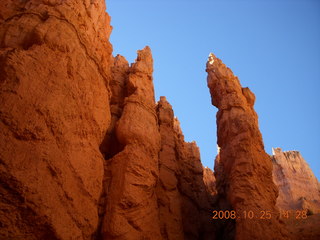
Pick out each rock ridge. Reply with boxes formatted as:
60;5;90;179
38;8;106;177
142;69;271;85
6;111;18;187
272;147;320;214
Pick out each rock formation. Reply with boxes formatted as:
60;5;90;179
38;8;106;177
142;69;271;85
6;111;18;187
203;167;217;196
272;148;320;214
101;46;163;240
0;0;113;239
1;1;318;240
156;97;184;240
0;1;215;239
172;117;215;240
157;97;213;239
206;53;288;240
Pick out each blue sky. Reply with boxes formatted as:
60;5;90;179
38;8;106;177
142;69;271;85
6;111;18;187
106;0;320;179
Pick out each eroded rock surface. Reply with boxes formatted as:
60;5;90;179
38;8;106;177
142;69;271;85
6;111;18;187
156;97;184;240
100;82;216;240
174;121;215;240
203;167;217;196
0;0;113;239
101;46;162;240
206;53;288;240
0;0;216;236
156;97;215;240
272;148;320;214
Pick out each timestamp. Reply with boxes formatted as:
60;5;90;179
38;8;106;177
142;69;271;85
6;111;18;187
212;210;273;220
212;209;308;220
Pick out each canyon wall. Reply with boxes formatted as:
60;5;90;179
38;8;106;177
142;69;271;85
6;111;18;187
0;0;113;239
272;148;320;214
206;53;288;240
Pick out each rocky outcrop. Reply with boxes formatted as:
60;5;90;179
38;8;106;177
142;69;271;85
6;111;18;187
101;85;216;240
156;97;215;240
206;53;288;240
0;0;113;239
203;167;217;196
174;121;215;240
272;148;320;214
100;54;129;159
156;97;184;240
101;46;162;240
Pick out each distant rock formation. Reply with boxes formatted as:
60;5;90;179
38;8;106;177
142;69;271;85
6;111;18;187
206;53;288;240
272;148;320;214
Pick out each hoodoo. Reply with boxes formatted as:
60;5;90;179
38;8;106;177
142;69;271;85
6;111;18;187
206;53;288;240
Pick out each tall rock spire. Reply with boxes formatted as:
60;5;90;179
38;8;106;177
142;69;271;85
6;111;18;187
206;53;288;240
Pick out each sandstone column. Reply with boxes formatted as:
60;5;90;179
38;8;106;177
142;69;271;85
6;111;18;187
101;47;162;240
206;53;288;240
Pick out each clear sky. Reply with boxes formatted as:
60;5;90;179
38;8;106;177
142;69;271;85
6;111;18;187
106;0;320;180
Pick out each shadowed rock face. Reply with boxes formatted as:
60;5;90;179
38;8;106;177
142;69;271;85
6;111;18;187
0;0;113;239
203;167;217;196
272;148;320;214
206;53;288;240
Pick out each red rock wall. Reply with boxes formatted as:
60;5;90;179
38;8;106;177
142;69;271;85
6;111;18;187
206;53;288;240
272;148;320;214
0;0;113;239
